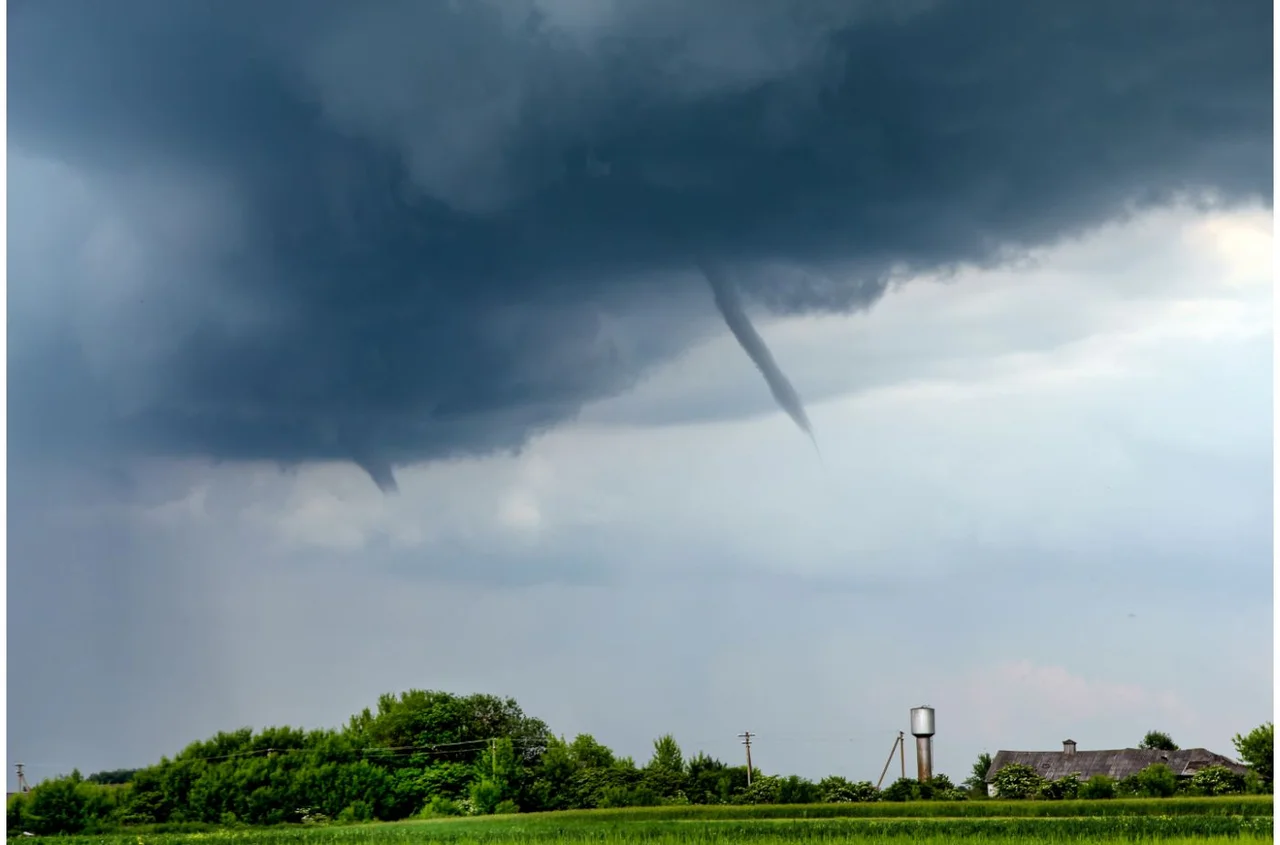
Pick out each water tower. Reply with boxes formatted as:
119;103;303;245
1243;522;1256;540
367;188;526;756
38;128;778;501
910;706;935;782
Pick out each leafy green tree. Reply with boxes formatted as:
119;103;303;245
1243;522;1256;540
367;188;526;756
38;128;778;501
569;734;616;769
990;763;1045;799
1233;722;1274;788
86;769;139;785
481;738;520;793
642;734;688;799
569;758;643;809
649;734;685;772
527;735;576;811
962;752;993;795
414;761;476;802
1139;731;1179;751
346;690;550;765
685;753;731;805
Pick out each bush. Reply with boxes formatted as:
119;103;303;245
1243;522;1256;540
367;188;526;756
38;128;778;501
416;797;459;820
1038;773;1081;800
468;778;504;815
21;772;105;835
1190;765;1247;796
776;775;820;804
919;775;966;801
738;776;782;805
1079;774;1117;799
990;763;1045;800
880;778;920;802
493;799;520;815
1131;764;1178;798
818;777;878;803
7;792;30;833
597;786;660;808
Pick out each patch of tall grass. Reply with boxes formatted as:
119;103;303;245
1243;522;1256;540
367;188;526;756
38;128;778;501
47;810;1274;845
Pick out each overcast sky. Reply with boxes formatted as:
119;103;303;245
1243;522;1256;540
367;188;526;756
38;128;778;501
6;0;1274;788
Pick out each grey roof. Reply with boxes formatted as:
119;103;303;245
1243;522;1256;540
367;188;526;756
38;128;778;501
985;748;1247;782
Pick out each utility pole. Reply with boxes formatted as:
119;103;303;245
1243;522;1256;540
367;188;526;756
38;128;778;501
876;734;903;789
738;731;754;787
490;739;497;779
899;731;905;781
15;763;30;793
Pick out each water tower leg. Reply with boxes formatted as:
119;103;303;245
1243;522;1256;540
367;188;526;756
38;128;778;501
916;735;933;782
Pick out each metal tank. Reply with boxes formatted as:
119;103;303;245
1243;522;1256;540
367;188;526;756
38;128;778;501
910;706;935;738
910;706;935;782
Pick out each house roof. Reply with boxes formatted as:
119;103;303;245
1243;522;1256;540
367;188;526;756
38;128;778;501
985;748;1247;782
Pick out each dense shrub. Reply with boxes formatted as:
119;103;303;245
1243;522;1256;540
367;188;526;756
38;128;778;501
1126;764;1178;798
1190;765;1247;796
990;764;1046;800
776;775;820;805
818;776;878;803
1038;773;1081;800
1079;774;1117;799
418;796;461;819
880;778;920;802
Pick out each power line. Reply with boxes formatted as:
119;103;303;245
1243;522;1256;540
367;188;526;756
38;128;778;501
20;737;547;781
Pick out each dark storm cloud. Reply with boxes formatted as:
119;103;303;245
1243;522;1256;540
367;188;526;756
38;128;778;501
8;0;1272;484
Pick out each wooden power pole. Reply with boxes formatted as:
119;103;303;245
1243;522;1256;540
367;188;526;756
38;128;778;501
738;731;754;786
876;733;903;789
899;731;906;781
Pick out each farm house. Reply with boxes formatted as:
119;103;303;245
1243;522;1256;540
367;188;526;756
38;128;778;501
984;740;1248;796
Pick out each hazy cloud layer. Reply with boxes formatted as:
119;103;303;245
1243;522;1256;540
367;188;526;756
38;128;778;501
8;0;1272;483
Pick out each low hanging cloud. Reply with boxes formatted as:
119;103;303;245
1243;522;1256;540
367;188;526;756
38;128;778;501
7;0;1272;489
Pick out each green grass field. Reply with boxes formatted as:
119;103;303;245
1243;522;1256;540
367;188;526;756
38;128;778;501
49;797;1275;844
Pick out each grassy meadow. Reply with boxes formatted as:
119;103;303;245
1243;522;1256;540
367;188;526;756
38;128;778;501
47;796;1274;844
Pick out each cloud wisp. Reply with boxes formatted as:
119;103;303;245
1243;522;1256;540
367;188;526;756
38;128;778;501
7;0;1272;489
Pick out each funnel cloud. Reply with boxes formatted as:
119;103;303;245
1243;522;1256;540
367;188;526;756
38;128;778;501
699;259;814;441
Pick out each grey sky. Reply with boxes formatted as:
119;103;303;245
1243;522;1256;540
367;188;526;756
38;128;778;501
9;205;1271;785
6;0;1273;790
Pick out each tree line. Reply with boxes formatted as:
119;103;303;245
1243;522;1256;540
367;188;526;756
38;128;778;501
6;690;1273;836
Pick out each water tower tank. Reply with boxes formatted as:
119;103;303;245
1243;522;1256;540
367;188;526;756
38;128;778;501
910;706;935;738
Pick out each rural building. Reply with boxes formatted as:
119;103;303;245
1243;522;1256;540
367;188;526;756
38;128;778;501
984;739;1248;796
